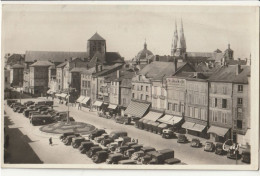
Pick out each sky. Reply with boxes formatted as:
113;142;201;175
2;4;258;60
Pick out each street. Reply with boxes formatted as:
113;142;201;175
4;97;245;165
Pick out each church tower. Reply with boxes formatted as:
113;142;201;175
175;18;187;57
87;32;106;60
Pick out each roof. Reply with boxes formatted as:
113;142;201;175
25;51;87;63
88;52;106;67
88;52;124;68
93;63;123;77
120;78;133;88
227;59;247;65
30;61;54;67
49;65;56;69
70;67;88;73
186;52;214;58
139;61;188;80
106;69;135;82
88;32;105;41
56;62;67;68
6;54;25;66
11;64;24;69
82;67;96;75
209;65;250;83
106;52;124;64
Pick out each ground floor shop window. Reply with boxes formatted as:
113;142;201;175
237;120;243;129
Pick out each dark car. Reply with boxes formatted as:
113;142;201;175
124;145;143;158
177;134;188;143
227;145;240;160
17;106;27;113
149;149;175;164
44;101;54;106
100;137;114;147
60;132;77;141
204;141;215;152
106;153;127;164
164;158;181;165
215;143;226;155
64;135;80;145
61;117;75;122
79;142;98;154
92;150;110;163
72;137;86;148
30;115;55;126
24;101;34;107
115;116;131;125
162;129;175;139
86;146;103;158
115;145;130;154
241;148;250;164
191;138;201;148
7;99;17;106
89;129;106;140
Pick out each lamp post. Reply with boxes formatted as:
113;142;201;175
67;82;70;124
19;82;22;104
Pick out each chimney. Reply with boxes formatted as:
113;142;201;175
98;65;103;72
236;64;242;75
34;59;37;63
174;58;178;71
117;70;120;78
95;64;98;72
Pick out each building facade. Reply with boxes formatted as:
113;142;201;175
10;64;24;87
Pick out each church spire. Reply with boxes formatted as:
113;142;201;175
171;20;178;56
180;18;186;52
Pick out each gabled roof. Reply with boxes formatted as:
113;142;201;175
227;59;247;65
88;32;105;41
88;52;106;67
70;67;88;73
93;63;123;77
11;64;24;69
30;61;54;67
25;51;87;63
6;54;25;66
56;62;67;68
82;67;96;75
233;66;250;84
186;52;214;58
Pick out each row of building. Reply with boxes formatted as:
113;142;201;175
4;22;251;147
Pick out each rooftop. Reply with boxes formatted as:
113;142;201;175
11;64;24;69
70;67;88;73
88;32;105;41
30;60;54;67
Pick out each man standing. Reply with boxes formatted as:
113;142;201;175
49;137;53;146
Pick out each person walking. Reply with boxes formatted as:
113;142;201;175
78;103;81;110
135;138;138;144
49;137;53;146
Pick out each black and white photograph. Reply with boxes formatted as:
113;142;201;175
1;2;259;170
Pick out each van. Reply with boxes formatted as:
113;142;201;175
30;115;54;126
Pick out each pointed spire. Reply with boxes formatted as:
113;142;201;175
171;19;179;56
179;18;186;51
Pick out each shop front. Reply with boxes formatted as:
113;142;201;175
81;96;91;108
124;100;150;121
207;125;230;143
182;121;208;138
158;114;183;132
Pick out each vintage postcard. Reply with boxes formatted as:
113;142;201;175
1;2;259;170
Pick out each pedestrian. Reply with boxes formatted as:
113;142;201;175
78;103;81;110
135;138;138;144
49;137;53;146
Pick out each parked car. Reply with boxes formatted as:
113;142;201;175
94;134;109;143
44;100;54;106
109;131;128;140
79;142;98;154
241;148;250;164
157;123;169;135
106;153;127;164
162;129;175;139
89;129;106;140
191;138;201;148
86;146;103;158
64;135;80;145
72;137;86;148
215;143;226;155
150;122;160;133
135;119;144;129
204;141;215;152
24;109;38;118
61;117;75;122
131;151;145;161
115;145;130;154
227;148;239;160
34;101;46;106
60;132;77;141
124;144;143;158
11;102;21;108
177;134;188;143
30;115;55;126
52;111;68;121
115;116;131;125
24;101;34;107
92;150;110;163
149;149;175;164
118;159;137;165
164;158;181;165
140;151;158;165
100;137;114;147
17;106;27;113
124;142;137;148
7;99;17;106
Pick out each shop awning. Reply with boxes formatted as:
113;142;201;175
207;126;229;137
158;115;182;125
124;101;150;118
76;96;85;103
81;97;90;104
158;123;168;129
55;93;62;97
142;111;163;122
182;121;195;130
157;114;173;124
191;124;207;132
172;116;183;125
93;100;103;107
60;93;68;98
108;104;118;110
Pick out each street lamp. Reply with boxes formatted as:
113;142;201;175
67;82;70;124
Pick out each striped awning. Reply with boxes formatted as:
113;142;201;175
182;121;195;130
191;124;207;132
93;101;103;107
142;111;163;122
158;115;182;125
207;126;229;137
76;96;85;103
124;101;150;118
108;104;117;110
81;97;90;104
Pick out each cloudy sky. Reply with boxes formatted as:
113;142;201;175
2;4;257;60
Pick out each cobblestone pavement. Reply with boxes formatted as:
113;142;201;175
4;97;246;165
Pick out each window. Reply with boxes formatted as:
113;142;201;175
221;113;227;124
132;93;135;98
237;120;243;129
212;111;218;122
146;95;149;101
200;109;207;121
5;77;7;82
194;108;199;119
237;107;243;113
181;104;184;113
141;86;143;91
189;107;193;117
222;99;227;108
174;104;178;112
238;85;243;92
214;98;218;107
168;103;172;110
237;98;243;105
223;87;227;94
132;85;135;90
146;86;149;92
154;86;157;95
140;94;143;100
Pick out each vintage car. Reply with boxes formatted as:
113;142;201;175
241;148;250;164
34;101;46;106
124;142;137;148
131;151;145;160
52;111;68;121
118;159;137;165
177;134;188;143
215;143;226;155
7;99;17;106
115;136;131;146
141;146;156;153
72;137;86;148
115;116;131;125
204;141;215;152
109;131;128;140
11;102;21;108
191;138;201;148
143;120;152;131
61;117;75;122
23;109;37;118
227;146;240;160
164;158;181;165
106;153;127;164
148;149;175;165
86;146;103;158
162;129;175;139
24;101;35;107
30;115;55;126
100;137;114;147
13;105;25;112
108;142;119;152
140;151;158;165
44;100;54;106
150;122;160;133
60;132;77;141
157;123;169;135
124;144;143;158
17;106;27;113
89;129;106;140
115;145;130;154
28;111;41;119
94;134;110;143
135;119;145;129
92;150;110;163
64;135;79;145
79;142;98;154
